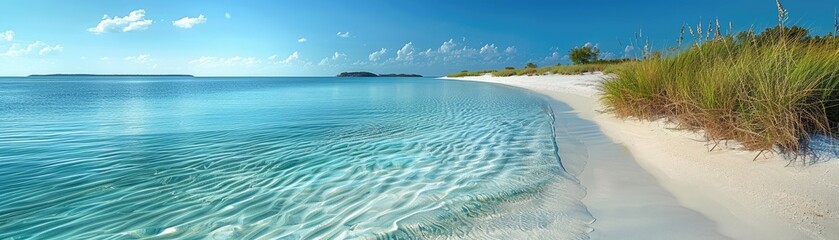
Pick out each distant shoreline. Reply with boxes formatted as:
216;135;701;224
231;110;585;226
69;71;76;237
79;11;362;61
27;74;195;78
336;72;422;77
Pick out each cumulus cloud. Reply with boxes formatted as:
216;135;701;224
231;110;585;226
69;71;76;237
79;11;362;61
2;30;13;41
543;52;564;63
124;54;152;64
298;38;307;43
419;48;433;57
417;38;507;63
439;39;455;53
190;56;258;67
225;13;231;19
382;38;506;64
624;45;635;57
2;41;62;57
368;48;387;62
39;44;63;55
319;52;346;66
479;44;498;57
396;42;415;61
88;9;153;34
505;46;517;54
336;32;350;38
271;51;302;64
173;15;207;29
100;57;110;61
282;51;300;63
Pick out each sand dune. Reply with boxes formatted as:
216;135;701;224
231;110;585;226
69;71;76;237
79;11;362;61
445;73;839;239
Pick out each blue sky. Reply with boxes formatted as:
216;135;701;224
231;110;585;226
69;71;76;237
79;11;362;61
1;0;838;76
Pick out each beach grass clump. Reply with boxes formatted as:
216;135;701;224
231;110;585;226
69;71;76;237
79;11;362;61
601;26;839;157
446;70;496;78
455;63;626;77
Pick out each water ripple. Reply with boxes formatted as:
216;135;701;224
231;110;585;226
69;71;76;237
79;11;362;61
0;77;592;239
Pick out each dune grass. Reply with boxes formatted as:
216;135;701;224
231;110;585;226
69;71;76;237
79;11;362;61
601;31;839;160
447;63;625;78
492;63;616;77
446;70;496;78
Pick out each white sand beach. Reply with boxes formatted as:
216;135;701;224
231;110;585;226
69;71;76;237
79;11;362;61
445;73;839;239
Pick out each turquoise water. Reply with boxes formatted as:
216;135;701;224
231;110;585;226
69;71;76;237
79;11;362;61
0;77;592;239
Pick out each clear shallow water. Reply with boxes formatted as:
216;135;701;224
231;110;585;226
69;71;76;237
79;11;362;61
0;77;592;239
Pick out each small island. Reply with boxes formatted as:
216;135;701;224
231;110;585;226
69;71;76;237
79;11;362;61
337;72;422;77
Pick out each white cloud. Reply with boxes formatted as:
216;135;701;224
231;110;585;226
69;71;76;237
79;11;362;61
396;42;415;61
190;56;258;67
298;38;307;43
88;9;153;34
225;13;231;19
268;51;303;65
124;54;152;64
505;46;517;54
100;57;110;61
382;38;506;64
124;20;153;32
479;44;498;56
39;44;63;55
336;32;350;38
601;52;616;59
331;52;346;60
543;52;564;63
368;48;387;62
319;52;346;66
173;15;207;29
583;42;593;48
419;48;433;57
624;45;635;57
280;51;300;63
2;41;62;57
451;47;478;57
2;30;13;41
439;39;455;53
415;38;505;63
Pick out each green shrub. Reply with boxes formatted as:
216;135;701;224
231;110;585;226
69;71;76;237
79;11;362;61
570;45;600;64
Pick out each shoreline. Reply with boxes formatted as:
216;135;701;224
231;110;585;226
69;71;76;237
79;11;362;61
444;73;839;239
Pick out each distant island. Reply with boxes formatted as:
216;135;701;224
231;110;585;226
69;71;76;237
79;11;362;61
28;74;195;78
337;72;422;77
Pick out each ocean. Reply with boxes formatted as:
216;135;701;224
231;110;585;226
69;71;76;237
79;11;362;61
0;76;592;239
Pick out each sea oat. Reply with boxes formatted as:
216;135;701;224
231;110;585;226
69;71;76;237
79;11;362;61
697;20;703;42
776;0;788;27
728;21;733;37
834;9;838;36
706;21;712;42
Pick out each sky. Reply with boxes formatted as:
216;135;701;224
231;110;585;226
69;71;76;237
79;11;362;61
1;0;838;76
